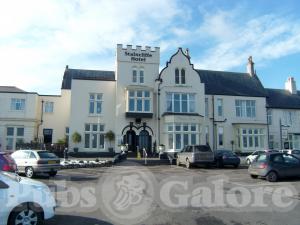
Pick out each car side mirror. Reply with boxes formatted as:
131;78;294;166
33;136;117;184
0;180;9;189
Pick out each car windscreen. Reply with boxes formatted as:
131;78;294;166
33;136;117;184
292;150;300;154
194;146;211;152
37;151;58;159
256;154;267;163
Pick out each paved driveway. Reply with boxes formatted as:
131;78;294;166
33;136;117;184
36;161;300;225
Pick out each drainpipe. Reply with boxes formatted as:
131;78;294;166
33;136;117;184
266;108;270;149
36;100;44;142
212;96;215;150
155;78;163;145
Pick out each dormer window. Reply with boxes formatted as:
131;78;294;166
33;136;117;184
175;68;186;84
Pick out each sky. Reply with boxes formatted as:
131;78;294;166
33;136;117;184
1;0;300;95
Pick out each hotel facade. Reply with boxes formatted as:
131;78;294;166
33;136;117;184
1;44;300;154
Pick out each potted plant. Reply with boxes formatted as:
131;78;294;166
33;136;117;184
72;132;82;153
105;130;115;153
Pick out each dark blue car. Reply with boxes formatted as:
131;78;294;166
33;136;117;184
214;150;240;168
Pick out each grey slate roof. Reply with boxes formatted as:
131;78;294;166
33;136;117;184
61;68;115;89
196;70;266;97
266;88;300;109
0;86;27;93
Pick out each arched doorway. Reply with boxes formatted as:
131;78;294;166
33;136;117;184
123;130;137;152
139;130;152;154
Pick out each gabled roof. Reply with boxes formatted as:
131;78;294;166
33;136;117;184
196;70;266;97
61;67;115;89
0;86;27;93
266;88;300;109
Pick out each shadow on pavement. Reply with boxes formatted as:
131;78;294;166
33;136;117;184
46;215;113;225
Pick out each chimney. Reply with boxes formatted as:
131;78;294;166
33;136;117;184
247;56;255;76
66;65;69;70
285;77;297;94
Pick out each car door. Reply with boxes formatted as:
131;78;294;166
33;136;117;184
282;154;300;177
0;177;9;225
269;154;287;177
178;147;186;163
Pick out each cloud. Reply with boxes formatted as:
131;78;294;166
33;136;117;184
0;0;184;94
193;11;300;71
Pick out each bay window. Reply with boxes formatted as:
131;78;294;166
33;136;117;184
166;123;200;151
166;93;195;113
128;90;151;112
238;128;265;150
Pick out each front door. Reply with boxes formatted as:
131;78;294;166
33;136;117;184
139;130;151;154
124;130;137;152
43;129;53;144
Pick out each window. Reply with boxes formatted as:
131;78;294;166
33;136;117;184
283;111;295;126
44;101;54;113
175;68;186;84
217;98;223;117
239;128;265;150
139;69;144;83
218;127;224;147
181;69;186;84
269;135;274;149
205;98;209;117
128;90;151;112
166;93;195;113
267;110;272;125
132;68;137;83
6;127;24;150
235;100;256;118
175;68;180;84
132;67;144;84
89;93;103;114
84;123;105;149
11;98;25;110
166;123;200;151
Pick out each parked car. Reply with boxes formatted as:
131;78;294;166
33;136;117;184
246;149;278;165
248;152;300;182
214;150;240;168
176;145;214;169
11;150;60;178
0;152;17;172
0;171;56;225
283;149;300;158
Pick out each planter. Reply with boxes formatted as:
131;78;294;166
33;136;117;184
158;145;165;153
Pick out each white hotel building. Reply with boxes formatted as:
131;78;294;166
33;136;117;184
1;44;300;155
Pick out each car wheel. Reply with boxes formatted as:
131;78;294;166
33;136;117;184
250;174;258;179
176;158;180;166
25;167;35;178
49;171;57;177
246;159;251;165
9;203;43;225
266;171;278;182
186;159;190;169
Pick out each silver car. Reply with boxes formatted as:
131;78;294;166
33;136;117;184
176;145;214;169
11;150;60;178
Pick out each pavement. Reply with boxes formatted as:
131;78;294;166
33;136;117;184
34;159;300;225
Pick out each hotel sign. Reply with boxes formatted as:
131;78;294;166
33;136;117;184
125;51;152;62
